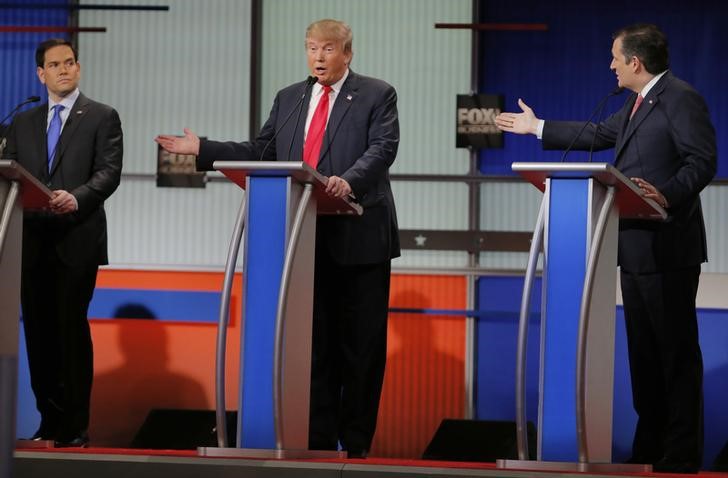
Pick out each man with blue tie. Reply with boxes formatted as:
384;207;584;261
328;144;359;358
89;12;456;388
495;23;716;473
156;19;399;458
2;38;123;447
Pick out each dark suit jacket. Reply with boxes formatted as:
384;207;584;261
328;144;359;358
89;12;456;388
3;93;123;267
542;72;716;273
198;71;400;265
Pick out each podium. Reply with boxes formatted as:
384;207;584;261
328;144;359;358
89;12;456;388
0;160;52;477
497;162;666;473
198;161;361;459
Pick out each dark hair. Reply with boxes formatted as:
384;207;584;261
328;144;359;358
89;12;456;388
613;23;669;74
35;38;78;68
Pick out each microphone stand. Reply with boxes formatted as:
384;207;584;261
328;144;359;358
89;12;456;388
560;87;623;162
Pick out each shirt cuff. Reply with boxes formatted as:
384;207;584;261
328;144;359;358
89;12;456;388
536;120;545;139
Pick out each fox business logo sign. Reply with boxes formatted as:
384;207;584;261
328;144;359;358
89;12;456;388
456;94;504;149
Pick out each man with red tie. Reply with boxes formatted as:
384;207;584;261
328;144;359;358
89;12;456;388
156;19;399;458
494;24;716;473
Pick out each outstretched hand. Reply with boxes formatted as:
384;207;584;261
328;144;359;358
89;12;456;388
155;128;201;155
495;99;540;135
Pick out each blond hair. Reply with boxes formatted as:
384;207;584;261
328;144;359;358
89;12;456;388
305;19;353;54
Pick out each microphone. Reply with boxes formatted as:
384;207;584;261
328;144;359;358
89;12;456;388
0;96;41;156
0;96;40;127
560;87;624;162
258;75;317;162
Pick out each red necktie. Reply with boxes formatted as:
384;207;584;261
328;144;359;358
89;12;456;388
630;94;643;119
303;85;332;167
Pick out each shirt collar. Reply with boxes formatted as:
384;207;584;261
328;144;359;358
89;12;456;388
48;88;80;112
640;70;667;98
312;69;349;97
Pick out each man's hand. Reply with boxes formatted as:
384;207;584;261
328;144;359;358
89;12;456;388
632;177;669;208
325;175;352;199
155;128;201;155
495;99;540;135
48;190;78;215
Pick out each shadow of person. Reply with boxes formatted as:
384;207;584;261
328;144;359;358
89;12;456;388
370;290;466;459
89;304;208;447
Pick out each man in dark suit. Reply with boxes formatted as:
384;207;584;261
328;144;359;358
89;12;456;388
156;19;399;458
494;24;716;473
2;38;123;447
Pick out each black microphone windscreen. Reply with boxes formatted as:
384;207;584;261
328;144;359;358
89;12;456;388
28;96;41;103
306;76;318;86
611;87;625;96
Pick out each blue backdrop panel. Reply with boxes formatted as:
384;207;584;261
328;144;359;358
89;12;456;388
476;275;728;468
239;176;288;449
0;0;70;120
477;0;728;178
475;275;542;426
88;288;220;322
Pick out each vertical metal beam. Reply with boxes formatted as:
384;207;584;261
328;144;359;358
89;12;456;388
249;0;262;139
69;0;80;53
463;0;482;421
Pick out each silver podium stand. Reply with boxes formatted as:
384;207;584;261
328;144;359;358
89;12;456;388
497;162;665;473
0;160;53;478
199;161;360;459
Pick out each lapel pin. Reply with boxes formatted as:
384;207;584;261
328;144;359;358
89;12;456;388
346;95;352;101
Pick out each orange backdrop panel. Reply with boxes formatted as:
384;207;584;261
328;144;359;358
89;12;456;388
89;269;242;447
371;274;468;458
89;270;467;457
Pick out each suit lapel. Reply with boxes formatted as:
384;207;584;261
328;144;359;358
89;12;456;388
289;86;312;161
319;72;357;162
31;105;48;177
615;73;670;160
50;94;90;176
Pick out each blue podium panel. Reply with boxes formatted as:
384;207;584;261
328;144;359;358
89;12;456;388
540;179;588;461
239;177;288;449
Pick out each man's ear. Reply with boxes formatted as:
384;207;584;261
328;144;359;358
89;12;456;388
37;66;46;85
631;56;641;73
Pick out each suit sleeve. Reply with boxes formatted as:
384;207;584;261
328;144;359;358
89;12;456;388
340;85;399;196
658;89;717;206
196;93;279;171
71;107;123;215
542;105;626;152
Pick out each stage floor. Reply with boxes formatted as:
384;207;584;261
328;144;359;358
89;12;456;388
13;447;727;478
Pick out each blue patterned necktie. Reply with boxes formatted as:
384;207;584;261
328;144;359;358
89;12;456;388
47;104;64;172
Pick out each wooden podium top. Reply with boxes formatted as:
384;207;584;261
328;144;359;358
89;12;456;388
213;161;363;216
0;160;53;210
512;162;667;220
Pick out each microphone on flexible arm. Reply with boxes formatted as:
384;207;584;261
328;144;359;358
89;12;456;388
0;96;41;156
559;87;624;162
258;75;317;162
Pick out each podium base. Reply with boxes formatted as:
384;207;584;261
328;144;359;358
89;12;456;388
496;459;652;473
197;447;345;459
16;439;54;449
